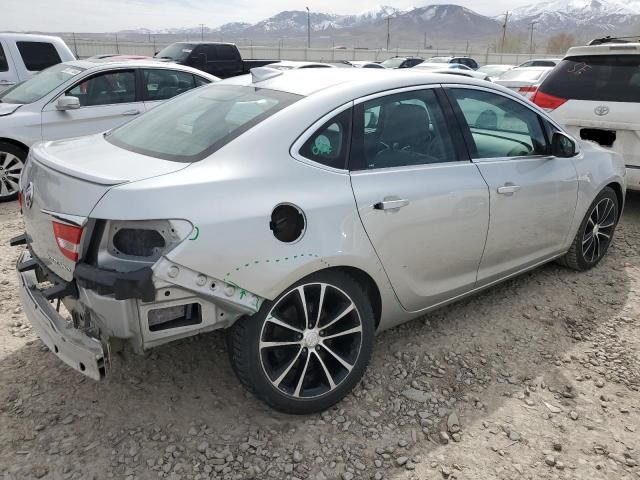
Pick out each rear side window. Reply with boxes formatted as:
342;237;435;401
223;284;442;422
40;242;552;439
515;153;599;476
0;43;8;72
300;109;351;169
216;45;237;60
16;41;62;71
540;55;640;102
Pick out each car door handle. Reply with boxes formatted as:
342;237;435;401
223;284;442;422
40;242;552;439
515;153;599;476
121;109;141;116
373;198;410;211
0;80;14;85
497;184;521;195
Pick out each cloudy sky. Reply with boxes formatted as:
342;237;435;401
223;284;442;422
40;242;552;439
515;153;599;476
2;0;534;32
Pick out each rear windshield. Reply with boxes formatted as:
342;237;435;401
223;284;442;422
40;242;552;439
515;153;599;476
0;63;85;104
106;84;301;162
381;58;405;68
499;68;548;82
540;55;640;102
154;43;196;62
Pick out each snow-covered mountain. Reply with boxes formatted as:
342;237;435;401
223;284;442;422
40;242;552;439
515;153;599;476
507;0;640;35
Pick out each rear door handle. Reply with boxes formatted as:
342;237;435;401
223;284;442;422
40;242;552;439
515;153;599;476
373;198;410;211
121;109;141;116
497;183;521;196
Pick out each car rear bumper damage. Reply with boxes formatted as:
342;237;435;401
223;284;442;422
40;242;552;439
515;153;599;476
13;236;264;381
17;250;106;381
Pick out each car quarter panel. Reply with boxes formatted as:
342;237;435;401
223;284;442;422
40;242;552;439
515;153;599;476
88;97;409;331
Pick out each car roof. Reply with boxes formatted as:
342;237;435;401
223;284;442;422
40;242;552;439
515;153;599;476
222;67;499;97
57;59;219;79
566;43;640;57
0;32;66;43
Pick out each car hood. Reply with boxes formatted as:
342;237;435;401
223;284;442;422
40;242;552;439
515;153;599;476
33;133;190;185
0;103;22;117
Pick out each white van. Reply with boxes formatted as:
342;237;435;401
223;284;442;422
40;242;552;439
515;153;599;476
0;33;75;93
532;40;640;191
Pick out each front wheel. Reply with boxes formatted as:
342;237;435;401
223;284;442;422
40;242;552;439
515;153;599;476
227;271;375;414
559;186;619;271
0;142;26;203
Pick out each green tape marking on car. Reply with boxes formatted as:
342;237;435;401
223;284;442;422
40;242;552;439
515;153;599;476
189;226;200;241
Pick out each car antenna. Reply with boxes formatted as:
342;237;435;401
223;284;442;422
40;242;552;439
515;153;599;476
250;67;283;83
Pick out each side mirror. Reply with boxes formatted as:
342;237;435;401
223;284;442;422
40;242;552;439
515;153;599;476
551;132;576;158
56;96;80;111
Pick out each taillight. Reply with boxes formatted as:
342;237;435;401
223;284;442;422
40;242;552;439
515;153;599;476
531;90;567;111
518;86;538;98
52;221;83;262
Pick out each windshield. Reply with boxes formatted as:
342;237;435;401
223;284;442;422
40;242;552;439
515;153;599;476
154;43;196;61
427;57;450;64
0;63;85;104
381;58;404;68
107;84;301;162
499;68;548;82
540;55;640;102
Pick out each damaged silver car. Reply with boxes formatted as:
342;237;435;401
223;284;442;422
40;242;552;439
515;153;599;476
14;68;625;413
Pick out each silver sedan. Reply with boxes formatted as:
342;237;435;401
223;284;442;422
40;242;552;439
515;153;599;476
14;68;625;413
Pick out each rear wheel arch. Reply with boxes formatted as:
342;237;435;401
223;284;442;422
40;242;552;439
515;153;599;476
606;181;624;221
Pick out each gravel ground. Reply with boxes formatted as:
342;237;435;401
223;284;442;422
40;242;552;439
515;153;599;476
1;194;639;480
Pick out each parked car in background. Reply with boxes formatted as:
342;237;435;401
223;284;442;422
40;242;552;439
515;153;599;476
493;67;554;99
426;56;479;70
344;61;385;69
13;68;624;414
0;59;217;201
412;62;491;81
477;64;515;81
532;39;640;191
0;33;75;93
380;56;424;69
154;42;276;78
517;58;561;68
268;61;335;70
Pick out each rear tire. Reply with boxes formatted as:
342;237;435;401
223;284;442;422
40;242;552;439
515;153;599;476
0;142;27;203
227;271;375;414
559;186;619;271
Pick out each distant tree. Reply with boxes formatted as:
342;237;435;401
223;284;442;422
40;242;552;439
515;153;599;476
547;33;577;54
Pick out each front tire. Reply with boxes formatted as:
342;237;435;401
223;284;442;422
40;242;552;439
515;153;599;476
228;271;375;414
0;142;26;203
559;186;619;271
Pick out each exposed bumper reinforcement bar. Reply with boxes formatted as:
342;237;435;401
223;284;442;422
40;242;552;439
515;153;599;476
17;250;106;381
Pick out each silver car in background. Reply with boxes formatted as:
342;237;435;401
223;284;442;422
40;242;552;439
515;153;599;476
13;68;625;413
493;66;554;99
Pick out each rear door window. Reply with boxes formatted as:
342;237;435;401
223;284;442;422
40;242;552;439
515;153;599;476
16;41;62;71
0;43;8;72
216;45;237;60
143;69;201;101
540;55;640;102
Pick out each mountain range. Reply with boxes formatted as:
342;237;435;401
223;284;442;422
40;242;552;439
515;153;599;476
119;1;640;50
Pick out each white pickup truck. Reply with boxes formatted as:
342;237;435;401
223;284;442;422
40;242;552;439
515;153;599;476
0;33;75;93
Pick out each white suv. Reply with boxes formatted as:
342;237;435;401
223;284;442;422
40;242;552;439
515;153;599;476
532;41;640;191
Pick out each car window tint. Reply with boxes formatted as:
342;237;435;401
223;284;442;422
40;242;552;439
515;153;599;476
540;55;640;102
194;75;210;87
68;70;136;107
16;41;61;71
0;43;8;72
143;69;199;101
358;89;458;170
216;45;237;60
300;109;351;169
451;89;548;158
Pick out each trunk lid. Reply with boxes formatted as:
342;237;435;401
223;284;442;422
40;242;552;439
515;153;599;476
22;134;189;280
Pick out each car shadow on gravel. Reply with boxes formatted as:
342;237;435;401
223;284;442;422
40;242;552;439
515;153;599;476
1;193;639;478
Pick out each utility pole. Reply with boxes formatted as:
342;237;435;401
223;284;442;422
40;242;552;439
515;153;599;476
386;17;391;51
529;21;537;55
501;11;510;53
306;7;311;48
423;32;427;49
199;23;205;41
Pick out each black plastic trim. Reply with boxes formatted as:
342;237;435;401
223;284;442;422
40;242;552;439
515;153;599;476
74;263;155;302
10;234;27;246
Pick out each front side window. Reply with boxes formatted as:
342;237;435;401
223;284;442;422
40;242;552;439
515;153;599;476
16;41;61;71
300;109;351;169
67;70;136;106
0;43;8;72
107;84;301;162
143;69;206;101
353;89;458;170
0;63;85;104
451;88;548;158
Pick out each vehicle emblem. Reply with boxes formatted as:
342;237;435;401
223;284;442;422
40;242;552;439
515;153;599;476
24;182;34;209
594;105;610;116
